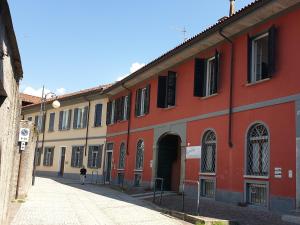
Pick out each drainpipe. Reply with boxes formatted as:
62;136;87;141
219;29;234;148
84;98;91;156
41;110;47;152
121;83;132;155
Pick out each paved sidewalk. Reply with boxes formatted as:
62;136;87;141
10;177;190;225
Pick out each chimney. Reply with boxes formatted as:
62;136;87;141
229;0;235;16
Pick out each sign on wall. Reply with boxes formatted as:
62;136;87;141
18;128;30;143
186;146;201;159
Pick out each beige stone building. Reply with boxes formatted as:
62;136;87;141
0;0;24;224
22;86;109;182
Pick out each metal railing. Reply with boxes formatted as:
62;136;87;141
153;178;164;205
91;171;99;184
182;179;200;215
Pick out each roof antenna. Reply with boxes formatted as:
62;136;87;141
229;0;235;16
174;26;188;42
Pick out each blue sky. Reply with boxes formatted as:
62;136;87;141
9;0;254;96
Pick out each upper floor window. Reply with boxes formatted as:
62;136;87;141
106;100;115;125
122;95;129;121
71;146;84;168
194;51;220;97
135;85;150;117
94;104;103;127
88;145;103;168
35;115;45;132
43;147;54;166
246;123;269;177
135;140;144;170
73;106;88;129
118;143;126;169
201;130;216;173
248;26;276;83
58;109;72;130
48;112;55;132
157;71;177;108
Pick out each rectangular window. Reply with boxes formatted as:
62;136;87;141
248;26;276;83
201;179;215;198
88;145;103;168
59;110;72;130
35;115;44;132
73;107;88;129
246;182;268;207
71;146;84;168
111;100;115;124
48;112;55;132
123;96;128;120
134;173;142;187
135;85;150;117
43;147;54;166
157;71;177;108
194;51;219;97
94;104;102;127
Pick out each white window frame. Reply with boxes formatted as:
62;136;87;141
45;148;52;166
123;96;128;120
251;33;269;83
91;148;99;168
205;56;216;97
74;148;81;167
139;88;146;116
61;110;70;130
75;107;85;129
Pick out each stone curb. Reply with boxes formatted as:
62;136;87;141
142;200;239;225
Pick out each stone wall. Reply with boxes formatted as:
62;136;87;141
0;16;21;225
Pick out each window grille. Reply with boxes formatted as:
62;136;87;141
135;140;144;170
246;183;267;207
201;130;216;173
246;123;269;176
118;143;126;169
201;179;215;198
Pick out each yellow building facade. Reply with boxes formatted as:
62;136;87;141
21;86;108;182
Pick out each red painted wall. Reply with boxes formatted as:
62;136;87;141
106;7;300;199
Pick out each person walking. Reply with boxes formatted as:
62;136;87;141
80;165;87;185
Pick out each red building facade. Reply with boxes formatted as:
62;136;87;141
104;0;300;212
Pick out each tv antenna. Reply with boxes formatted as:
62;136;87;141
174;26;188;42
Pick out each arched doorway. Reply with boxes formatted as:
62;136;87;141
156;134;181;191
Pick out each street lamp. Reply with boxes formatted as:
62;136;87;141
32;86;60;185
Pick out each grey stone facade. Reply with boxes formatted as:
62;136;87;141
0;1;23;224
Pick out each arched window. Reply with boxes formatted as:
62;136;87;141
118;143;126;169
246;123;269;176
201;130;216;173
135;140;144;170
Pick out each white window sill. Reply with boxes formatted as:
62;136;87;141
199;172;216;176
200;93;218;100
134;169;143;173
243;175;269;179
246;78;271;86
117;168;125;171
162;105;176;110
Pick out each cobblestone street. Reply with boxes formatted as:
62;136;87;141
10;177;190;225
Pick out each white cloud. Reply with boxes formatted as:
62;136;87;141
116;62;145;82
130;62;145;73
22;86;67;98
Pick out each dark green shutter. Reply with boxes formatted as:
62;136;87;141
247;34;252;83
144;84;151;114
194;58;206;97
268;25;276;76
106;102;112;125
43;148;47;166
126;94;131;120
79;147;84;167
67;109;72;130
50;148;54;166
58;111;63;130
167;71;177;106
157;76;167;108
73;108;78;129
34;115;39;126
212;50;220;94
87;146;93;168
94;104;102;127
49;113;55;131
113;100;118;123
120;96;125;120
71;147;76;167
97;145;103;168
135;89;141;117
83;106;88;128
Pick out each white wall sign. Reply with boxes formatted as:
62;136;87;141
186;146;201;159
18;128;30;143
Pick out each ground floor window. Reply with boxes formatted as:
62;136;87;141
43;147;54;166
200;178;215;198
246;182;268;207
118;172;125;186
88;145;103;168
35;147;42;166
71;146;84;168
134;173;142;187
